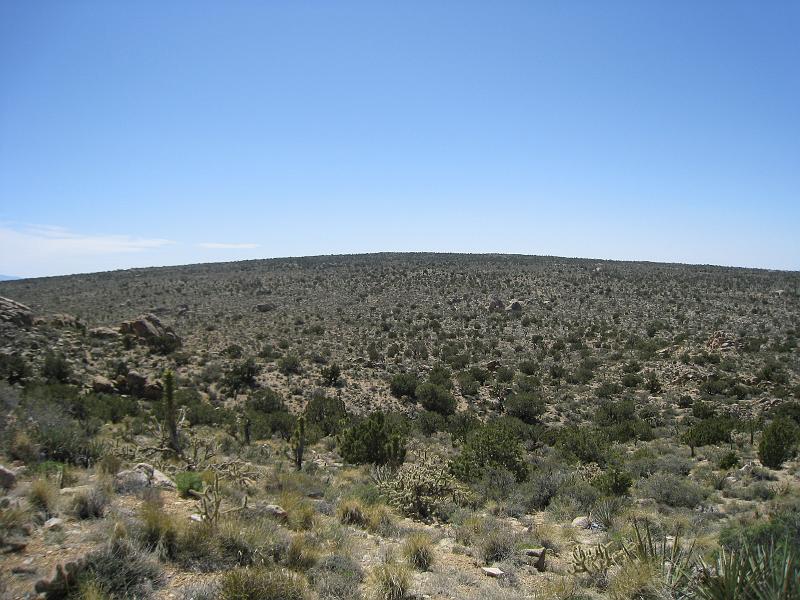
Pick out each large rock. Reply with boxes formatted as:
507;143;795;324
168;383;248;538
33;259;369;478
114;469;149;493
119;313;181;348
115;463;175;493
91;375;116;394
89;326;120;339
125;371;147;396
0;297;33;327
0;464;17;489
44;313;82;329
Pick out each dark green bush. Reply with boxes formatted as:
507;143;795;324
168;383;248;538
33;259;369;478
415;383;455;416
593;467;633;497
224;358;261;393
453;421;528;482
337;412;406;466
556;426;610;465
175;472;205;498
389;373;419;399
758;417;799;469
304;392;349;436
504;391;545;424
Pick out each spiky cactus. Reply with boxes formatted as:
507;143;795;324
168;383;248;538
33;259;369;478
163;369;180;453
291;415;306;471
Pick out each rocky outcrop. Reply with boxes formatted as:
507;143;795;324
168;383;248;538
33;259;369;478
91;375;116;394
114;463;175;493
707;331;738;352
119;313;181;348
0;296;33;326
0;464;17;489
89;326;120;339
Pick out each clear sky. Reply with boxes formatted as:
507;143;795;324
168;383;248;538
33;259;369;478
1;1;798;277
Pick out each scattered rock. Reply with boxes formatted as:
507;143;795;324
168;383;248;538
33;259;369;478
43;517;64;530
262;504;288;519
125;370;147;396
35;558;88;599
119;313;181;348
91;375;116;394
114;469;149;493
506;299;523;312
482;566;504;577
487;298;505;312
59;485;92;497
524;547;547;571
0;464;17;489
114;463;176;493
89;326;120;339
255;303;276;313
133;463;176;489
44;313;82;329
572;516;591;529
0;296;33;326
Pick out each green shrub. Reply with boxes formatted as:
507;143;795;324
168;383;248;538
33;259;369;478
304;392;349;436
453;422;528;483
758;417;799;469
389;373;419;399
556;426;610;465
337;412;406;466
42;351;71;383
279;354;302;376
175;472;205;498
219;566;310;600
224;358;261;393
504;391;545;424
638;472;707;508
415;383;455;416
593;468;633;497
717;450;740;470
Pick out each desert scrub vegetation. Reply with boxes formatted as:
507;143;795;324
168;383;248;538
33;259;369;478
1;254;799;598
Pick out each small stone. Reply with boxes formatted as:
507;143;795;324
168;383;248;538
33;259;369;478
0;464;17;489
263;504;287;519
572;516;591;528
482;567;504;577
189;514;203;522
524;547;546;557
44;518;64;530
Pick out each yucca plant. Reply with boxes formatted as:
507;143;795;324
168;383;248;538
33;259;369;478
697;539;800;600
620;518;696;595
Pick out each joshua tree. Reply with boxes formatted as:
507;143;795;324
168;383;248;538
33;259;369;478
291;415;306;471
163;369;180;453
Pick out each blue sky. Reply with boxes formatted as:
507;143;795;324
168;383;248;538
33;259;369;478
1;1;798;277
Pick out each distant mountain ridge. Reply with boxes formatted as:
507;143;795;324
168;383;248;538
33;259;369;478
0;274;21;281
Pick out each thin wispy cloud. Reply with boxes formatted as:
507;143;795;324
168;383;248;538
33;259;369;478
0;223;175;277
198;242;260;249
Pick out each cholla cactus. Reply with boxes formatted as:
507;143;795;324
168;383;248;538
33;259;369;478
571;543;620;577
374;451;472;520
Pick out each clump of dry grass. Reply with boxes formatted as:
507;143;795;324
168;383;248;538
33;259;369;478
402;532;434;570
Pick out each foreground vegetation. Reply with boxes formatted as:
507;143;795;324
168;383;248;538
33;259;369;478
0;253;798;599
